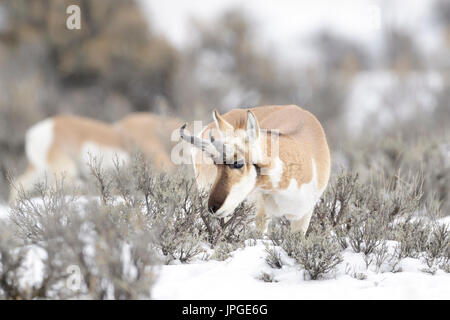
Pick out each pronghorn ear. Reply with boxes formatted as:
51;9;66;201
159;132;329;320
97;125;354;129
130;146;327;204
246;110;260;140
213;109;234;134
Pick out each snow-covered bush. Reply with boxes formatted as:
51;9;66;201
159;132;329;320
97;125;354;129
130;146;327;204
7;154;257;285
339;132;450;217
264;169;448;282
286;230;343;280
258;271;277;283
311;171;359;246
264;244;283;269
391;216;431;259
311;170;423;255
9;178;157;299
4;153;448;300
0;220;30;299
121;155;256;261
210;242;242;261
421;224;449;274
267;222;343;280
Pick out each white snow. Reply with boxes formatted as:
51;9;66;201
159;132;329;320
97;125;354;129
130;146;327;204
0;202;10;220
18;246;48;293
1;198;449;299
153;240;450;300
0;203;48;294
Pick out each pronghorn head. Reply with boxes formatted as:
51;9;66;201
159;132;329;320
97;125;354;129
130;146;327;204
180;110;265;217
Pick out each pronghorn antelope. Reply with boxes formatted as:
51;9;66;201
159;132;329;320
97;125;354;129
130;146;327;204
9;113;182;203
180;105;330;234
8;115;129;202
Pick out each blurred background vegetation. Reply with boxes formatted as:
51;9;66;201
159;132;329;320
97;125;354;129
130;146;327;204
0;0;449;214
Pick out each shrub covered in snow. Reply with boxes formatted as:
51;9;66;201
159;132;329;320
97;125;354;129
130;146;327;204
267;223;343;280
290;230;343;280
7;178;157;299
1;155;259;299
264;169;449;282
1;153;448;299
421;224;449;274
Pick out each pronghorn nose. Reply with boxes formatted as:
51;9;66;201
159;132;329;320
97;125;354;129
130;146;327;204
209;205;218;214
208;198;223;215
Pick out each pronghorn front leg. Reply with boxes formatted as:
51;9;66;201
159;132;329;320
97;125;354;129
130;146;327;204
254;193;271;234
255;206;269;234
288;210;314;235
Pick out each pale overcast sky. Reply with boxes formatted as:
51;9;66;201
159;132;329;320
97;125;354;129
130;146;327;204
139;0;440;65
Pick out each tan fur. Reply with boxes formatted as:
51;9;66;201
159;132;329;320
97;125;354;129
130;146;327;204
114;113;183;171
9;115;128;202
193;105;331;233
50;115;128;159
196;105;330;191
9;113;182;203
255;193;269;233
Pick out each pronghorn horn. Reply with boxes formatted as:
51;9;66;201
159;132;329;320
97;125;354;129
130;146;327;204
209;129;225;154
180;124;221;160
180;123;208;148
180;123;197;145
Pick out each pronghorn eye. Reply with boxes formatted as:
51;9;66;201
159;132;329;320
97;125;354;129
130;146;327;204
231;160;244;169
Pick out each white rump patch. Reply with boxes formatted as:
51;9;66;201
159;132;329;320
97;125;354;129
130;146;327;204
25;118;54;170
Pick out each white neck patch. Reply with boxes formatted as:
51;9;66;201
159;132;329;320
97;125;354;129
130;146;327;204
267;157;284;188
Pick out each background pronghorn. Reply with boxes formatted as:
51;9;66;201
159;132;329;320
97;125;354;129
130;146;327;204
114;112;183;171
181;105;331;234
9;113;183;203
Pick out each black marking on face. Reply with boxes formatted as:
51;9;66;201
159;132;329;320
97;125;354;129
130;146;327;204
230;159;244;169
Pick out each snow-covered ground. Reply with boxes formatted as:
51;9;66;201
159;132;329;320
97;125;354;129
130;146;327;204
0;202;9;220
153;239;450;300
1;203;448;300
